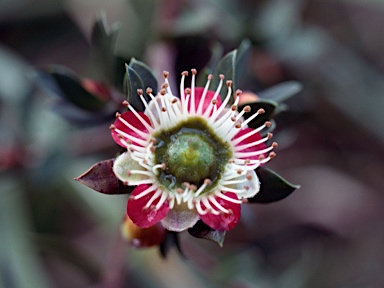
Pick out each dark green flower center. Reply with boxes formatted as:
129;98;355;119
153;116;232;194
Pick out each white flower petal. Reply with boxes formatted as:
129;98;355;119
237;170;260;198
160;202;199;232
113;152;150;184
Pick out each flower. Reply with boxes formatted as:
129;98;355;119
109;69;277;232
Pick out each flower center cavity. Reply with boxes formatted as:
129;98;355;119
154;116;232;194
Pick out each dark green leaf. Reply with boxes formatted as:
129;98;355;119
125;64;145;111
249;167;300;203
159;232;184;258
90;15;120;85
196;42;223;86
258;81;302;103
129;58;158;94
75;159;133;194
235;39;252;92
46;66;107;111
188;221;226;247
238;100;277;129
211;50;237;104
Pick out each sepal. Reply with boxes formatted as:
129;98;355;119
75;159;133;194
249;167;300;203
188;221;226;247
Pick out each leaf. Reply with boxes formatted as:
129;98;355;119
75;159;133;194
44;66;107;111
249;167;300;204
238;100;277;129
258;81;302;103
159;231;184;258
235;39;252;92
90;15;120;85
125;64;145;111
211;50;237;104
188;221;226;247
196;42;224;86
129;58;158;94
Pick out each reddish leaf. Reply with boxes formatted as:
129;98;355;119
75;159;133;194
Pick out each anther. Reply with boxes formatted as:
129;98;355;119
268;133;273;139
228;159;234;164
109;124;116;130
189;185;197;191
163;71;169;78
244;106;251;113
204;178;212;185
122;100;129;107
191;68;197;75
231;104;237;111
227;209;233;215
235;89;242;96
235;123;241;129
244;185;250;190
246;173;252;180
219;74;225;80
212;99;217;105
137;89;143;95
161;163;166;170
171;98;178;104
126;171;132;176
161;107;167;112
258;154;265;161
161;82;169;89
123;181;129;186
115;112;121;118
265;121;271;127
272;142;278;148
258;108;265;114
150;146;156;153
183;182;190;189
208;74;213;80
181;71;188;76
237;169;243;174
176;188;183;194
185;88;191;95
160;88;166;95
269;152;277;159
242;199;249;204
146;87;153;95
226;80;232;87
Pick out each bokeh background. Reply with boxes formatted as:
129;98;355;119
2;0;384;287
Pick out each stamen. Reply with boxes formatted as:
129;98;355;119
241;108;265;128
231;121;270;146
131;185;157;200
116;113;150;139
203;74;224;117
180;71;188;105
113;128;147;146
234;133;273;152
144;189;163;209
208;195;230;214
127;104;154;132
194;178;211;197
215;192;242;204
190;69;197;114
196;74;213;115
234;143;277;159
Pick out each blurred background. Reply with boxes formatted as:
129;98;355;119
1;0;384;287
